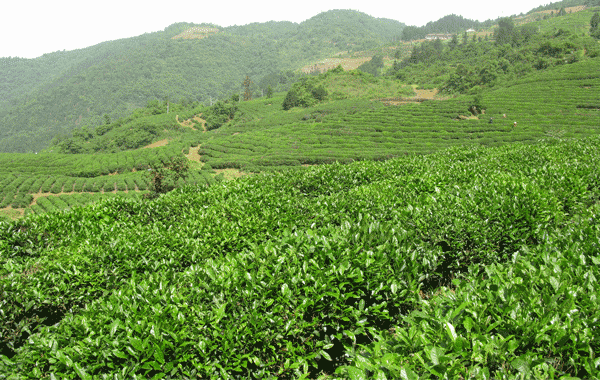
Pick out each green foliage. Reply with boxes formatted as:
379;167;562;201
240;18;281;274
204;99;238;130
1;136;599;378
401;14;494;41
145;156;190;198
494;17;516;45
283;76;329;110
357;55;385;76
0;11;404;153
394;10;600;94
48;99;201;154
591;12;600;38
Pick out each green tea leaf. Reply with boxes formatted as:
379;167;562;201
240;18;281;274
511;357;530;375
428;346;445;365
154;346;165;364
463;317;473;334
74;363;91;380
347;367;367;380
445;322;457;342
400;367;419;380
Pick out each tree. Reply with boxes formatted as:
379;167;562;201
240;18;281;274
242;76;253;101
357;55;384;76
266;85;274;99
282;89;299;110
146;156;189;199
495;17;515;45
591;12;600;39
469;93;485;115
449;34;459;49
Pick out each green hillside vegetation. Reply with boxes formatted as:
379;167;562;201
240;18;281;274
2;41;600;218
50;99;205;154
193;56;600;172
400;14;497;41
391;7;600;92
1;6;600;378
0;10;404;153
1;136;599;378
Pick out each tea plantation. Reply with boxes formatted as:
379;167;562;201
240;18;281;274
2;57;600;219
198;58;600;171
1;134;599;378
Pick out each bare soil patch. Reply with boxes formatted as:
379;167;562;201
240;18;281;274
185;146;203;162
214;168;248;180
379;88;446;105
0;206;24;219
143;139;170;149
301;57;372;74
172;27;220;40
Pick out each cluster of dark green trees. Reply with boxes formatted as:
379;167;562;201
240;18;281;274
282;74;330;110
203;97;239;130
389;12;600;95
356;55;385;76
400;14;495;41
591;12;600;38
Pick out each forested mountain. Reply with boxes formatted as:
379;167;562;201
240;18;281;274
400;0;591;41
0;10;404;153
401;14;497;41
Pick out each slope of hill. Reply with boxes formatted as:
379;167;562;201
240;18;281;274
1;135;599;378
0;11;404;154
1;52;598;221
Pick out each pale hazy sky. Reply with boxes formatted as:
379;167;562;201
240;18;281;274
2;0;549;59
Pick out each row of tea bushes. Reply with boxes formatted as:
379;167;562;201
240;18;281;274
1;136;599;378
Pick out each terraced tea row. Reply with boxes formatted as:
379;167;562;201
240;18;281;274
0;143;215;216
2;136;599;378
197;58;600;171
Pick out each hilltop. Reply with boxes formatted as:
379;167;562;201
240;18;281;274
0;10;404;153
2;1;594;154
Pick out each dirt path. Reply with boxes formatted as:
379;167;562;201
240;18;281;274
185;146;203;162
143;139;170;149
413;88;438;100
176;114;207;132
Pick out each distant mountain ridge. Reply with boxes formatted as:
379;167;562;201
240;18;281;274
0;10;404;153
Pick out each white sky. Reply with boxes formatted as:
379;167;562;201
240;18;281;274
2;0;549;59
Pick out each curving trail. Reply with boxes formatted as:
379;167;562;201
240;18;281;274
176;114;207;132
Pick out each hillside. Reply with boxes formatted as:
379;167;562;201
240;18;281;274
1;5;600;378
0;11;404;154
1;135;599;378
1;53;599;221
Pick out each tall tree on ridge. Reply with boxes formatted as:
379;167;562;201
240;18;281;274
243;76;253;101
